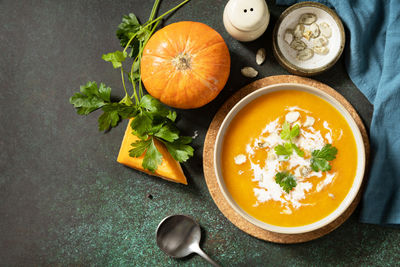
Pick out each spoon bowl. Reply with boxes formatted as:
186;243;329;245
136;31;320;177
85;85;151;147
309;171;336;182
156;215;220;266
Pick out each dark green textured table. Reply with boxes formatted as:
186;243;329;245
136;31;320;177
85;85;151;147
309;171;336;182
1;0;399;266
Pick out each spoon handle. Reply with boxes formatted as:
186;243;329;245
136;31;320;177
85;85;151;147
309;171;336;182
190;244;221;267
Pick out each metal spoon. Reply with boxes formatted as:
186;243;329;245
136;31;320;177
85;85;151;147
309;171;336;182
156;215;221;267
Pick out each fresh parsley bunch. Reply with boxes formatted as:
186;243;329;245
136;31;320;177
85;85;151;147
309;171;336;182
69;0;193;172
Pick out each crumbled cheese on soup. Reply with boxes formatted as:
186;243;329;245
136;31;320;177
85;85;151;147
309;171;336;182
234;154;247;165
285;111;300;123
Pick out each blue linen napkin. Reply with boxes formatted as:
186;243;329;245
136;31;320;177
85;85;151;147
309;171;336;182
276;0;400;224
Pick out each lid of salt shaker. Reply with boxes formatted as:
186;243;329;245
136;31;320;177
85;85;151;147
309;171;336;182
226;0;268;32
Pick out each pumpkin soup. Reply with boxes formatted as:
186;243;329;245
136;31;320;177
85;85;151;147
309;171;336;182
221;90;357;227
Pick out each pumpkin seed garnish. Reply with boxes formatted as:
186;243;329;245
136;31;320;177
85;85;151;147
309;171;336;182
290;39;307;51
293;24;305;38
314;46;329;55
296;48;314;61
319;22;332;38
299;13;317;25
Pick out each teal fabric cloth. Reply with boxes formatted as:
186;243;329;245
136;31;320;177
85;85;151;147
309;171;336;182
276;0;400;224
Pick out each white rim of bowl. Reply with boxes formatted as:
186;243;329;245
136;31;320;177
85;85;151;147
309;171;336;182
213;83;365;234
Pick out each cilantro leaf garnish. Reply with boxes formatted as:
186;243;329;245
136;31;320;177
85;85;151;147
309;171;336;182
275;121;304;158
275;143;293;157
280;121;300;142
275;143;304;158
292;144;304;157
275;171;297;193
310;144;338;172
69;0;193;173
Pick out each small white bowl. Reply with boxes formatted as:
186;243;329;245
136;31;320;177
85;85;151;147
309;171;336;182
213;83;365;234
273;2;345;76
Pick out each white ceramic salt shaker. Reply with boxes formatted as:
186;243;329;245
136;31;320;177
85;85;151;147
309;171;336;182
223;0;270;42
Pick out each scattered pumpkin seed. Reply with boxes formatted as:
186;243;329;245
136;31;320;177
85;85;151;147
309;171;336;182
299;13;317;25
319;22;332;38
299;166;311;176
256;48;266;65
293;24;305;38
241;67;258;78
296;48;314;61
309;23;320;38
314;46;329;55
284;30;294;44
313;36;329;47
290;39;307;51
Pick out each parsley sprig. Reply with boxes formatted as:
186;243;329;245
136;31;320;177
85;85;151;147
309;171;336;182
275;171;297;193
310;144;338;172
274;121;304;158
69;0;193;172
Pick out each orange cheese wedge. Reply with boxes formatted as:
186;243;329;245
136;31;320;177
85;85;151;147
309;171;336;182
117;119;187;185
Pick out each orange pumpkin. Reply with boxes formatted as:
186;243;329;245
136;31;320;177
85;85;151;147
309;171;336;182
141;21;231;109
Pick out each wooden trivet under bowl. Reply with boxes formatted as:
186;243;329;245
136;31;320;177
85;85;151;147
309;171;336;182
203;75;369;244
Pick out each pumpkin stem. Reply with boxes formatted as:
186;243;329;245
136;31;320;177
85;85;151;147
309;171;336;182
172;53;192;70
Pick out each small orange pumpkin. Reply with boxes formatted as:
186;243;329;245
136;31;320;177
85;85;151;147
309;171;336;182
141;21;231;109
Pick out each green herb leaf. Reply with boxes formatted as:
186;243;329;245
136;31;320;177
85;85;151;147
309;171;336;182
98;103;138;131
116;13;141;55
275;143;304;158
167;110;177;122
274;143;293;157
162;136;194;162
143;138;163;172
119;94;134;106
70;1;194;174
129;139;151;158
292;144;305;157
102;50;127;69
139;94;171;118
69;81;111;115
275;171;297;193
98;108;119;131
280;121;291;140
310;144;338;172
154;123;180;142
280;121;300;141
131;113;153;137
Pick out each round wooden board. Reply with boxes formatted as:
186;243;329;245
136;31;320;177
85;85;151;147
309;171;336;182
203;75;370;244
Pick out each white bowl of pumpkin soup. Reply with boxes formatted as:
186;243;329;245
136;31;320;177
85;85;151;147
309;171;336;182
214;83;365;234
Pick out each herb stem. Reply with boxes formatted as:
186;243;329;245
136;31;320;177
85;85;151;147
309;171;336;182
149;0;161;21
123;33;138;54
145;0;190;28
120;67;129;97
138;41;144;99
